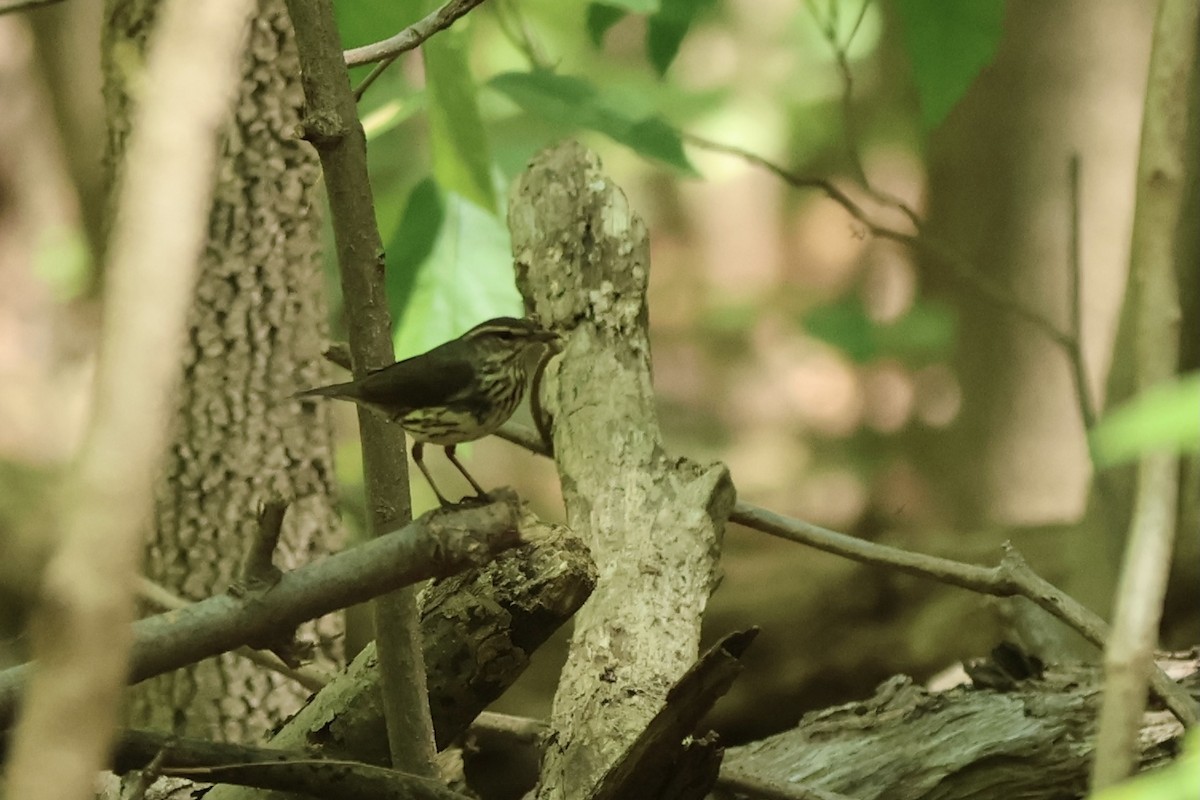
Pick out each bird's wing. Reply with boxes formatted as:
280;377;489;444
354;340;475;409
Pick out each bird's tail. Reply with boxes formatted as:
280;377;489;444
293;382;357;401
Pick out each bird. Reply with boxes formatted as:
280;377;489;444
296;316;560;506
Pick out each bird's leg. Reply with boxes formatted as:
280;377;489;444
412;441;453;508
444;444;490;501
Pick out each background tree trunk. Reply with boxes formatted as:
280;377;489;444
917;0;1155;616
103;0;343;741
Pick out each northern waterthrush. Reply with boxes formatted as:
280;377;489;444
297;316;560;506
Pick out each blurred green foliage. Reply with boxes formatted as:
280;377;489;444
803;297;956;364
329;0;994;376
893;0;1005;131
1088;732;1199;800
1090;373;1200;468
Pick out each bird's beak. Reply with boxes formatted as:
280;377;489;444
537;327;565;351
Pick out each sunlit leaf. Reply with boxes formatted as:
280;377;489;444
1090;373;1200;468
333;0;419;49
647;0;716;76
599;0;659;12
489;70;696;173
424;28;497;212
894;0;1004;132
362;96;422;141
392;191;522;359
385;177;445;328
586;3;628;46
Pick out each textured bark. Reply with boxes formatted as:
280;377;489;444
721;659;1192;800
509;142;736;799
103;0;343;740
203;512;595;800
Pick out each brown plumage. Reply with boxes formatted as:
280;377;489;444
297;316;559;505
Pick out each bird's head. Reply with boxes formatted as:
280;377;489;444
462;316;561;362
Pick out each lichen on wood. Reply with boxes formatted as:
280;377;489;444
509;141;736;798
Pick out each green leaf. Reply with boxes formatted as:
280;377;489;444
875;300;956;363
385;177;445;328
599;0;659;11
586;3;628;46
489;70;697;173
361;96;422;141
392;191;522;359
333;0;419;49
647;0;715;76
894;0;1005;132
33;224;91;301
622;118;694;172
804;299;875;362
424;28;497;212
1088;730;1199;800
804;298;956;364
1090;373;1200;468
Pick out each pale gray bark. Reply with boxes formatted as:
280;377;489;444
103;0;343;741
722;659;1191;800
509;141;736;798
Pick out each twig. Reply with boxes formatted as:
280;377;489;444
1091;0;1196;787
0;3;256;799
494;421;1198;728
285;0;437;775
109;729;471;800
137;577;331;692
1066;154;1098;431
801;0;922;230
0;0;65;14
352;54;400;102
683;134;1077;360
241;499;287;589
492;0;553;71
343;0;490;66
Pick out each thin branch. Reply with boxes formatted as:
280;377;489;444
801;0;922;230
0;0;66;15
240;499;287;588
108;730;471;800
1066;154;1098;430
343;0;490;67
1092;0;1197;787
285;0;437;775
494;422;1198;727
0;2;256;799
137;577;331;692
352;54;400;101
683;133;1079;361
492;0;554;71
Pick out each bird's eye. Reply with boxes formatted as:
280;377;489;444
494;330;515;340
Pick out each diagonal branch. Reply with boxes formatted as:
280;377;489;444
495;420;1198;728
344;0;490;66
0;499;521;726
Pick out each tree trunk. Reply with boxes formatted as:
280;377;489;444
103;0;343;741
918;0;1155;615
510;142;735;798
